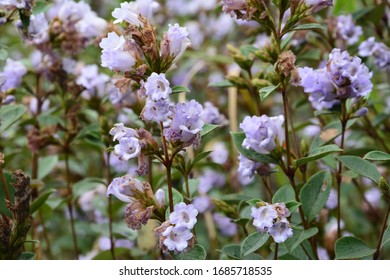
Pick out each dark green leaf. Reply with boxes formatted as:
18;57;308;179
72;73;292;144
291;23;324;31
337;155;380;183
231;132;279;165
30;189;55;214
259;84;279;102
335;237;376;259
0;104;26;133
201;124;220;137
285;201;301;213
18;252;36;260
294;145;342;167
191;151;212;167
171;85;190;94
240;231;269;257
363;151;390;162
299;171;331;222
246;198;262;207
381;224;390;249
219;244;241;259
272;185;295;203
289;228;318;252
174;244;206;260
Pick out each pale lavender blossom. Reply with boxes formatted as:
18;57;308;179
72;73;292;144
198;170;226;194
364;188;381;207
268;218;293;243
201;101;228;125
162;226;193;252
112;1;142;26
193;195;213;213
237;153;262;179
210;142;229;164
58;0;90;23
26;13;49;45
109;123;138;141
76;64;110;99
75;11;107;38
0;58;27;92
141;99;172;123
100;32;136;72
251;204;278;232
108;84;136;107
106;174;144;203
136;0;159;20
359;37;390;70
29;97;50;115
186;21;204;50
0;0;32;9
155;189;165;207
143;73;172;101
240;115;285;154
164;100;204;146
166;23;191;62
220;0;247;17
317;247;330;260
213;213;238;237
169;202;198;229
209;13;234;40
109;123;141;160
326;188;338;209
335;15;362;46
305;0;333;13
1;95;14;105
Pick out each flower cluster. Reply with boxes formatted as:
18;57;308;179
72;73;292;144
334;15;362;46
251;202;293;243
359;37;390;71
304;0;333;13
155;202;198;252
240;115;285;155
298;49;373;110
213;213;238;237
106;175;155;230
0;58;27;93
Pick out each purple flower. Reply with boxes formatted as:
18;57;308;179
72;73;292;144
0;0;32;9
220;0;248;18
106;174;144;203
359;37;390;70
335;15;362;46
201;101;228;125
210;142;229;164
0;58;27;92
142;73;172;101
141;99;173;123
165;23;191;62
162;226;193;252
240;115;285;154
213;213;238;237
100;32;136;72
364;188;381;207
155;189;165;207
198;170;226;194
326;189;337;209
251;204;278;232
164;100;204;146
109;123;141;160
109;123;138;141
76;64;110;99
112;1;143;26
169;202;198;229
26;13;49;45
268;218;293;243
237;153;262;179
75;11;107;38
193;195;213;213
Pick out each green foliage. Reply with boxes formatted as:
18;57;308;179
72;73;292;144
272;185;295;203
30;189;55;215
240;231;269;257
173;245;207;260
0;104;26;133
171;85;190;94
337;156;381;183
335;237;376;259
259;84;280;102
363;151;390;162
37;155;58;180
201;124;220;137
294;145;342;167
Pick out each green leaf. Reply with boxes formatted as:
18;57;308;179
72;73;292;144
219;244;242;259
259;84;279;102
201;124;220;137
173;244;207;260
281;32;295;50
246;198;261;207
240;231;269;257
381;224;390;249
272;185;295;203
19;9;30;29
0;49;8;60
333;0;356;15
33;1;53;14
93;248;129;260
187;179;200;197
0;104;26;133
363;151;390;162
294;145;342;167
337;155;380;183
208;80;234;88
30;189;55;214
289;228;318;252
291;23;324;31
240;45;258;57
299;171;331;222
171;85;190;94
191;151;212;167
37;155;58;180
335;237;376;259
18;252;36;260
231;132;279;165
285;201;301;213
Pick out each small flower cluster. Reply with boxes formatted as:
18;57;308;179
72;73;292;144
359;37;390;71
240;115;285;155
155;202;198;252
251;202;293;243
298;49;373;110
106;175;156;230
0;58;27;93
334;15;362;46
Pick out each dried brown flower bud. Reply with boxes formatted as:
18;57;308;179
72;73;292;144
277;51;297;77
124;201;153;230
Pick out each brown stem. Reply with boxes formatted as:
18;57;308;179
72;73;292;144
64;151;79;259
104;152;116;260
373;204;390;260
336;101;347;239
274;243;279;260
160;122;174;213
261;176;273;201
281;89;293;169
